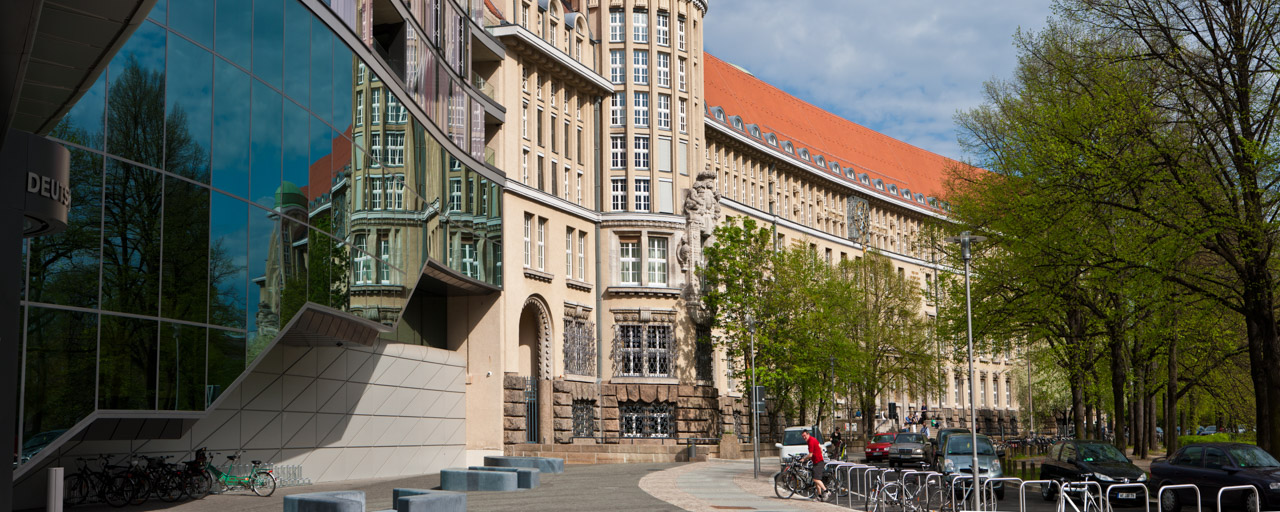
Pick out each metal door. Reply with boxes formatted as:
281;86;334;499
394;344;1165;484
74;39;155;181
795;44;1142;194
523;377;538;443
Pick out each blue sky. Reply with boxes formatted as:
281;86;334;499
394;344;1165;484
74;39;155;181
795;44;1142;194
703;0;1054;162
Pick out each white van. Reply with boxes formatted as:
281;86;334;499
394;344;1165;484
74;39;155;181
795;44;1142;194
776;426;831;462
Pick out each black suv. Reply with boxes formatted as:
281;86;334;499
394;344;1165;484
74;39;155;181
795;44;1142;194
1040;439;1147;505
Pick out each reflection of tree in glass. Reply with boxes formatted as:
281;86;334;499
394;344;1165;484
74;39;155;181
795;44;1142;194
280;213;352;322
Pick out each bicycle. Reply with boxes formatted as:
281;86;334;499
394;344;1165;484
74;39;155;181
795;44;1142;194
196;447;277;497
62;455;135;508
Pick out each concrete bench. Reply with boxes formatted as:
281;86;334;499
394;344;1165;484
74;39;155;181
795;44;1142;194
482;456;565;474
283;490;365;512
391;488;466;512
467;466;540;488
440;468;518;491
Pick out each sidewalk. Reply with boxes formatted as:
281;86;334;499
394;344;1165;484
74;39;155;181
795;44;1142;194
641;457;847;512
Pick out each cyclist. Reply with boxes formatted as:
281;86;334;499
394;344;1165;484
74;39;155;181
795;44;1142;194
830;426;844;460
799;430;829;500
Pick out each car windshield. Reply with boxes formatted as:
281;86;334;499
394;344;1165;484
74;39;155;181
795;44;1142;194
896;433;924;444
946;435;995;455
1078;443;1128;463
783;430;807;446
1229;446;1280;468
872;434;896;443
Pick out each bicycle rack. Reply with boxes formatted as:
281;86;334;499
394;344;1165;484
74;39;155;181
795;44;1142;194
1059;481;1104;512
1216;485;1259;512
1156;484;1201;512
1019;480;1064;512
982;477;1024;510
864;467;899;509
901;470;943;511
831;462;868;508
922;472;947;510
951;474;977;510
1100;483;1149;512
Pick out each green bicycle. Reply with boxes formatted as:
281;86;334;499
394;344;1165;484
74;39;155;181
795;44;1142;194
194;447;277;497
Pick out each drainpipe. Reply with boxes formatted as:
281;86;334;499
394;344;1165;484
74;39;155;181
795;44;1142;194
593;95;604;390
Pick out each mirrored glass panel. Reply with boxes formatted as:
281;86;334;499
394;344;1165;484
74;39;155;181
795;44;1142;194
254;0;285;88
170;0;213;48
161;176;211;323
165;35;212;182
212;58;251;197
107;21;166;169
208;328;246;405
209;192;248;329
158;322;207;411
216;0;252;68
99;315;158;410
100;158;163;317
26;147;102;309
21;307;97;463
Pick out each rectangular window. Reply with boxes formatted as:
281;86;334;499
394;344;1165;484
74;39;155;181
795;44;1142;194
523;214;532;267
566;228;574;278
619;401;673;437
678;57;686;91
354;234;372;284
537;154;545;189
522;149;529;184
537;218;546;270
386;93;404;124
576;170;583;205
550;81;558;107
633;92;649;128
609;9;624;42
634;136;650;171
577;128;584;162
522;66;530;91
620;241;640;284
378;238;391;284
550;114;558;153
385;131;405;166
678;18;686;50
611;93;625;126
537;107;544;145
611;177;627;211
656;52;670;88
656;12;669;46
390;175;404;209
448;177;462;212
358;63;366;84
371;89;381;125
563;165;570;201
356;90;364;126
578;232;587;280
550;159;558;196
616;325;674;378
610;135;626;169
610;50;624;84
634;176;650;211
648;237;667;285
678;98;687;133
370;132;382;167
656;94;671;130
522;101;529;139
633;50;648;85
657;138;672;174
572;399;596;437
633;10;648;43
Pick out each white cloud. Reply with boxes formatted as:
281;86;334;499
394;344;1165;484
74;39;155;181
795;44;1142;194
703;0;1053;161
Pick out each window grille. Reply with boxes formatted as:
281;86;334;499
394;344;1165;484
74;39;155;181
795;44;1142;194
620;401;673;438
573;399;596;437
615;322;673;377
695;324;713;382
563;315;596;376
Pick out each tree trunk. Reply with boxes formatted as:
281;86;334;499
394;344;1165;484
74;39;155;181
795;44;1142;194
1111;333;1127;451
1243;296;1279;456
1072;374;1086;438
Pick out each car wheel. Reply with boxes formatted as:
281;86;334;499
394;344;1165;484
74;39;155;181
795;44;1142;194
1041;480;1057;502
1159;484;1181;512
1245;489;1259;512
995;486;1005;501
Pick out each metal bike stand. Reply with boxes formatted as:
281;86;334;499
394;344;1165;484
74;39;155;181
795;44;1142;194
1019;480;1063;512
829;463;860;508
900;470;942;511
980;477;1024;511
951;474;974;510
1216;485;1259;512
864;467;895;510
1059;481;1104;512
1155;484;1201;512
844;464;872;508
1099;483;1149;512
922;472;946;511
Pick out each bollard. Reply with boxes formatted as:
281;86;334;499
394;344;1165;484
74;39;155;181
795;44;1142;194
47;467;63;512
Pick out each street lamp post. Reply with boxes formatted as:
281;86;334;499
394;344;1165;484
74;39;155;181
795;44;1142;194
750;315;760;479
945;231;986;512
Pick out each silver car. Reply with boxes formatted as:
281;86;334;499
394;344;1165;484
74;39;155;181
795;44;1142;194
940;433;1006;499
888;432;930;467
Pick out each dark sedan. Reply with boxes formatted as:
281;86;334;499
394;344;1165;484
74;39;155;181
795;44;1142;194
888;432;930;467
1150;442;1280;512
1039;440;1147;506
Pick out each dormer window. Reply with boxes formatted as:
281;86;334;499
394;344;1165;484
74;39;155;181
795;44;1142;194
782;141;794;153
888;184;898;194
730;115;743;130
873;179;884;190
915;193;926;203
859;174;870;184
814;155;825;167
747;124;760;137
901;188;911;198
927;197;938;207
797;148;809;160
829;162;840;173
711;106;725;121
765;133;778;146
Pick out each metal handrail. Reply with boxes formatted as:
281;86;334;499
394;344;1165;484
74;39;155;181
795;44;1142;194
1100;483;1148;512
1216;485;1259;512
1019;480;1063;512
1156;484;1201;512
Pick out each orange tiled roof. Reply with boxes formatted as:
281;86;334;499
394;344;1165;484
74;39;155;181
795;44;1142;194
703;52;962;210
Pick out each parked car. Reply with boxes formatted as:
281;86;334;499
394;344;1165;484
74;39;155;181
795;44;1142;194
1150;442;1280;512
776;426;828;462
1039;439;1147;505
933;428;970;470
889;432;930;467
865;432;896;462
18;429;66;466
939;433;1006;499
1196;425;1218;436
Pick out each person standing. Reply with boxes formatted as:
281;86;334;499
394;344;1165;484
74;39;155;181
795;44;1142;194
800;430;828;500
831;426;844;460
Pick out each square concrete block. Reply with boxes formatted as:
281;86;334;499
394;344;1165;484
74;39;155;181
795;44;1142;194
283;490;365;512
440;468;518;491
393;488;466;512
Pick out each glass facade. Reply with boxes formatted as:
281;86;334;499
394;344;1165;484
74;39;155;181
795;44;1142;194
19;0;500;467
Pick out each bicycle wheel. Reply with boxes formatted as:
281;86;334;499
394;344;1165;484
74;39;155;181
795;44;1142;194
63;473;90;506
250;471;277;497
186;471;213;500
157;472;184;502
128;473;150;505
104;474;135;508
773;471;795;499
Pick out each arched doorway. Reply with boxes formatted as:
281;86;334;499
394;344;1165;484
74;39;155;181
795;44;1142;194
517;297;552;443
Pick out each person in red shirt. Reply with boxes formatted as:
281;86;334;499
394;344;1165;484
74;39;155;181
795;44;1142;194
800;430;828;499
